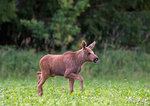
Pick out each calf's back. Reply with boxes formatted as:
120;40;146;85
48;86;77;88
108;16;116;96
39;52;79;76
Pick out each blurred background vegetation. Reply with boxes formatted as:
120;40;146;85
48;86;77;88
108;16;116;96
0;0;150;80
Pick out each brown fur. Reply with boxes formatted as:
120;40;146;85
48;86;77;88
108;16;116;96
37;41;99;95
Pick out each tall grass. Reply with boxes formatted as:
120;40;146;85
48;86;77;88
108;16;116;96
0;46;150;80
0;46;43;78
83;50;150;81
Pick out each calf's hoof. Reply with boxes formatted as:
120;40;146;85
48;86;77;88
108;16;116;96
81;90;84;93
70;90;74;94
80;88;85;93
38;92;43;96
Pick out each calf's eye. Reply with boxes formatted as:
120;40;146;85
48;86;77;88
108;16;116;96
88;53;91;55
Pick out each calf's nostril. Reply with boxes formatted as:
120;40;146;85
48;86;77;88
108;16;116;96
96;58;99;61
94;58;99;63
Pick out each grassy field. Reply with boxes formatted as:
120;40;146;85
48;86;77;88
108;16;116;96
0;77;150;105
0;47;150;105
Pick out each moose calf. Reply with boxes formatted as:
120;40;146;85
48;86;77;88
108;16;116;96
37;41;99;95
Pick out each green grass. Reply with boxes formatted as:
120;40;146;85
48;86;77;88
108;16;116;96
0;47;150;105
0;77;150;105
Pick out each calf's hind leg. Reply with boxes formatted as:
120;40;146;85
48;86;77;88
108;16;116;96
37;70;49;96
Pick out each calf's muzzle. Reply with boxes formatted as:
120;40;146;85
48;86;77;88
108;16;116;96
93;57;99;63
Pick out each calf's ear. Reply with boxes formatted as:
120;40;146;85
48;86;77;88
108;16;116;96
82;40;87;49
88;41;96;49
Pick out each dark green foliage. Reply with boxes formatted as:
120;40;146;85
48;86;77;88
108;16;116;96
0;0;150;52
0;0;17;24
21;0;89;51
50;0;89;50
79;0;150;50
20;19;53;51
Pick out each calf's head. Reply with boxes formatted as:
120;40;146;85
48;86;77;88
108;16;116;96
81;40;99;63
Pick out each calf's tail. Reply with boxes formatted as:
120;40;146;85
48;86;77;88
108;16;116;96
37;72;41;81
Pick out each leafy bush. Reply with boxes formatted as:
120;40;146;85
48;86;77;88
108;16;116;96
21;0;89;51
79;0;150;50
0;0;17;25
0;0;150;53
20;19;52;51
50;0;89;50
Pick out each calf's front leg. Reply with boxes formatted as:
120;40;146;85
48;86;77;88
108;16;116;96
69;79;74;93
64;72;84;91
